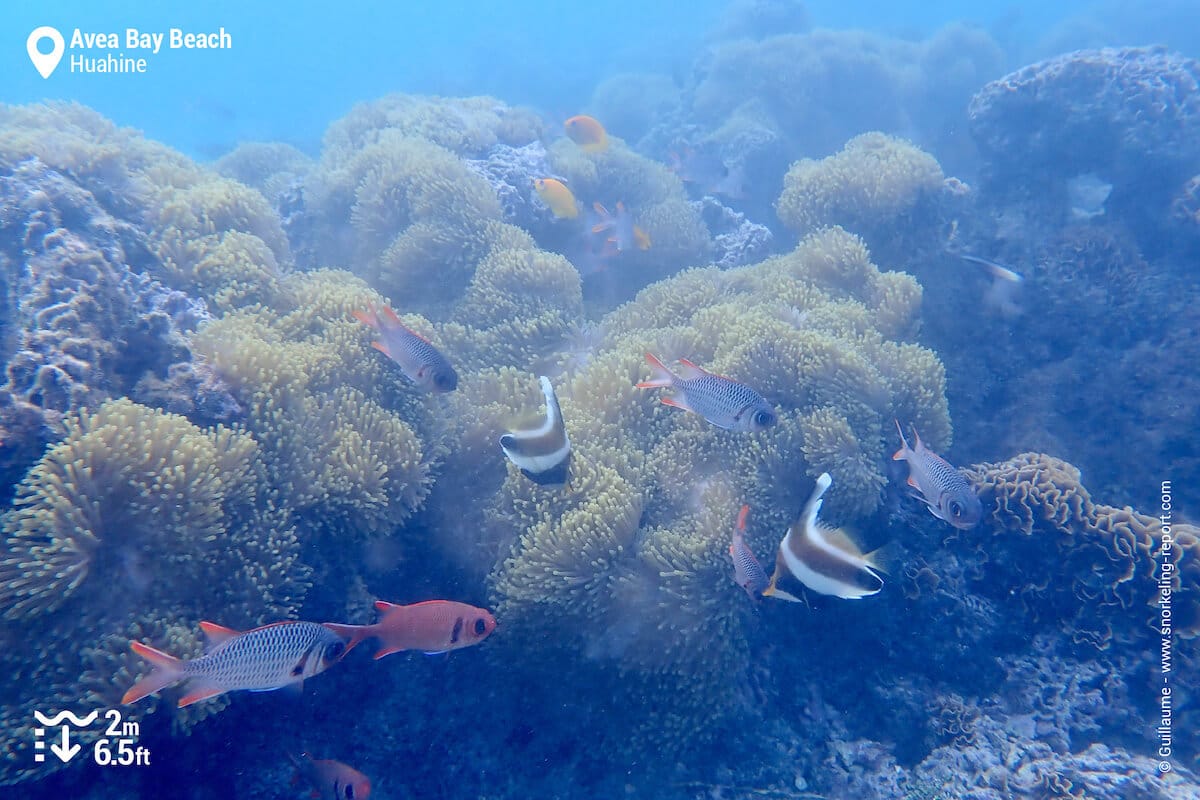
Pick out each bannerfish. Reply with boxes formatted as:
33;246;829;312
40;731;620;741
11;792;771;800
954;252;1024;317
533;177;579;219
892;420;983;530
636;353;776;432
564;114;608;152
729;504;769;600
590;201;651;252
122;621;348;707
499;375;572;486
764;473;885;601
668;145;746;200
290;753;372;800
353;305;458;392
324;600;496;659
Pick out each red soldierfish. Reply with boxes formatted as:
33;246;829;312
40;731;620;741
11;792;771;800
290;752;371;800
729;505;769;600
636;353;776;432
352;306;458;392
893;420;983;530
324;600;496;659
122;621;349;707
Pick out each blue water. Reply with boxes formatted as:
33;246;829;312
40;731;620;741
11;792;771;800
3;1;1199;799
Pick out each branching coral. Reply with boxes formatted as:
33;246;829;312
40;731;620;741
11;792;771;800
964;452;1200;638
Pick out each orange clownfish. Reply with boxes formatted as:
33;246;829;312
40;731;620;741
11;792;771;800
564;115;607;152
533;177;579;219
324;600;496;659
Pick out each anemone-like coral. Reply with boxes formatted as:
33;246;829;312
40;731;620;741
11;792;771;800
479;224;948;757
0;399;306;783
213;141;314;202
321;93;543;160
192;270;444;543
776;132;945;251
587;73;683;146
964;452;1200;639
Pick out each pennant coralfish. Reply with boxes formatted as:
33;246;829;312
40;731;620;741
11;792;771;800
353;305;458;392
764;473;885;601
499;375;572;486
893;420;982;529
122;621;348;707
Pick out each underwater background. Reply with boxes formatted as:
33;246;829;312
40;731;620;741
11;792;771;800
2;0;1199;798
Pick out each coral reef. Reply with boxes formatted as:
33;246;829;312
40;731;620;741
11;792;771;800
776;132;946;257
696;196;774;269
964;452;1200;639
0;399;306;783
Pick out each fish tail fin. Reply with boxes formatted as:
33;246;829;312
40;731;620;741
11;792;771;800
635;353;674;388
321;622;373;655
864;541;899;576
121;642;184;705
892;419;910;460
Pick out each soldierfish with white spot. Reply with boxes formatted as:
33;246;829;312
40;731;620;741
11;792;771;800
892;420;982;529
636;353;776;432
729;504;768;600
121;621;348;707
764;473;885;601
353;305;458;392
323;600;496;659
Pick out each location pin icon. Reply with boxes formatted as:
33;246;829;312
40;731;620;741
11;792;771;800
27;26;65;79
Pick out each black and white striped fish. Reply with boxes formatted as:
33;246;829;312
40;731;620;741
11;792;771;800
764;473;885;601
499;376;571;486
893;420;982;529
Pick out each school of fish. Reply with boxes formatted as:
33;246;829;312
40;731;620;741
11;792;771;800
115;112;985;786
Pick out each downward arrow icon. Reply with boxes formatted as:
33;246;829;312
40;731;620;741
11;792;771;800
50;726;80;763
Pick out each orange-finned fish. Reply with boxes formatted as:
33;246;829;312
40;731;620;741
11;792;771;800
352;305;458;392
729;505;768;600
589;201;650;252
892;420;982;530
764;473;885;601
636;353;776;432
122;621;348;707
290;752;371;800
324;600;496;659
533;177;580;219
564;115;608;152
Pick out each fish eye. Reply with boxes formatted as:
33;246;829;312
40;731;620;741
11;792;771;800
344;786;355;800
474;618;488;636
754;410;776;428
437;371;458;391
949;501;963;518
326;641;346;661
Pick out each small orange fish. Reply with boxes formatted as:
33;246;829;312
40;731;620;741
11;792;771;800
564;115;608;152
533;177;579;219
290;752;371;800
352;305;458;392
324;600;496;659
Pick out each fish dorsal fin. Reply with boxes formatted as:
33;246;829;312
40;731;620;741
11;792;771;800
593;201;610;217
379;307;434;344
674;358;711;380
198;621;240;646
351;309;377;329
816;524;867;559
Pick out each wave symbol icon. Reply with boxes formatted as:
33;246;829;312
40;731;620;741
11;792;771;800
33;711;99;727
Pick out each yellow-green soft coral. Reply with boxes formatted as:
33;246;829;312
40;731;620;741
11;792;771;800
192;270;445;541
0;399;306;783
776;132;944;241
304;131;503;314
